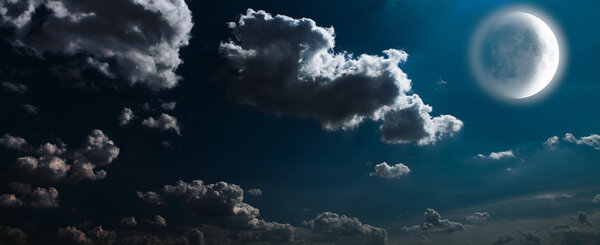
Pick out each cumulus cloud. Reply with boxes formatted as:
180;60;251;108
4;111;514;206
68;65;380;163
246;188;262;197
520;231;542;245
492;234;515;244
0;185;60;208
87;226;116;244
142;113;181;135
302;212;387;245
136;191;163;206
401;208;465;233
118;107;134;126
161;101;177;111
563;133;600;150
465;212;490;223
0;134;27;150
476;150;515;160
369;162;411;178
119;217;138;227
593;194;600;204
0;225;27;245
220;9;461;145
544;136;560;149
57;226;91;244
0;0;193;89
146;215;167;227
162;180;295;241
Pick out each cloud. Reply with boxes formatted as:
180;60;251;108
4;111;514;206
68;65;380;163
77;129;120;166
146;215;167;227
369;162;411;178
302;212;387;245
57;226;91;244
162;180;295;241
534;193;573;201
0;185;60;208
544;136;560;149
0;225;27;245
87;226;116;244
465;212;490;223
401;208;465;233
161;101;177;111
575;211;592;226
119;217;138;227
246;188;262;197
136;191;163;206
142;113;181;135
118;107;134;126
0;0;193;89
220;9;461;145
1;82;28;94
563;133;600;150
520;231;542;245
0;134;27;150
492;234;515;244
476;150;515;160
21;104;39;114
593;194;600;204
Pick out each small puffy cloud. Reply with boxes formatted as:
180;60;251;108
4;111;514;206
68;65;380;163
77;129;120;166
57;226;90;244
465;212;490;223
564;133;600;150
142;113;181;135
119;217;138;227
161;101;177;111
575;211;593;226
401;208;465;233
492;234;515;244
0;0;193;89
593;194;600;204
118;107;134;126
476;150;515;160
0;134;27;150
369;162;411;178
87;226;116;244
302;212;387;245
220;9;461;145
544;136;560;149
246;188;262;196
0;185;60;208
534;193;573;201
21;104;39;114
1;82;28;94
163;180;294;241
12;156;70;183
146;215;167;227
136;191;163;206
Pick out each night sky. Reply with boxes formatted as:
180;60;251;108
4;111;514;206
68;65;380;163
1;0;600;244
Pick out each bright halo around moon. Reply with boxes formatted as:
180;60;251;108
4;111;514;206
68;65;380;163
470;10;561;100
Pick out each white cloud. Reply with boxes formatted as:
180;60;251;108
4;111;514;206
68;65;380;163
0;185;60;208
118;107;134;126
302;212;387;245
136;191;163;206
476;150;515;160
246;188;262;196
0;134;27;150
401;208;465;233
534;193;573;200
369;162;411;178
543;136;560;149
219;9;461;145
563;133;600;150
466;212;490;223
142;113;181;135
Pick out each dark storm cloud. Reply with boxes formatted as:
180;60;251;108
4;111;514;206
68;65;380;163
369;162;411;178
142;113;181;135
302;212;388;245
0;0;192;89
0;133;27;150
401;208;465;233
220;9;462;145
162;180;295;242
575;211;592;226
57;226;91;244
465;212;490;223
87;226;116;244
519;231;542;245
136;191;163;206
492;234;515;244
118;107;134;126
0;225;27;245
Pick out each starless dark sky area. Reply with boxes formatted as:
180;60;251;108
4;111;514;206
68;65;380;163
0;0;600;244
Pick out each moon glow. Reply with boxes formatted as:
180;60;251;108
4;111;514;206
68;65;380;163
471;11;560;99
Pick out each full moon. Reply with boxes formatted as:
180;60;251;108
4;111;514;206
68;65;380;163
470;11;560;99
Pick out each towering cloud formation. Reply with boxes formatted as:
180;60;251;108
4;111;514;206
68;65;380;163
0;0;192;89
220;9;462;145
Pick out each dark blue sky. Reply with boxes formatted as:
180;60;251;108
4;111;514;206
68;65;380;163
0;0;600;244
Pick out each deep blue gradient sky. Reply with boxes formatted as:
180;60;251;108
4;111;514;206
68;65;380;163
1;0;600;244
